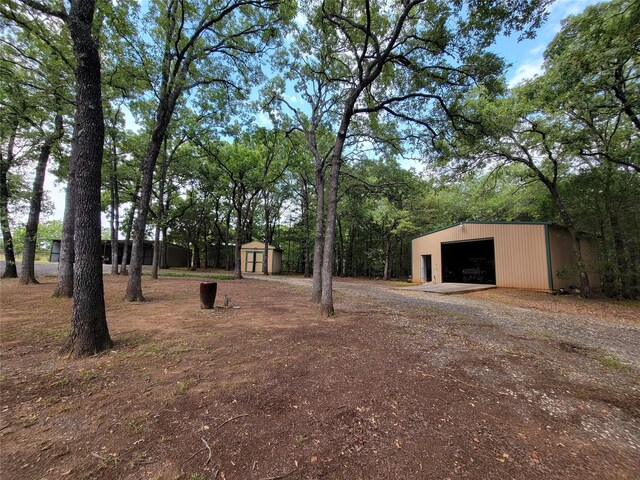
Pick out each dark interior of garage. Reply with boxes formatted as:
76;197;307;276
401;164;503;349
441;239;496;284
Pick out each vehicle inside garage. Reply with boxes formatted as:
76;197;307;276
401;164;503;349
441;239;496;284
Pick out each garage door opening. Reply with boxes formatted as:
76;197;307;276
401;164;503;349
441;239;496;284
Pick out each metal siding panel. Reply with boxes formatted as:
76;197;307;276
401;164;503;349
412;224;549;289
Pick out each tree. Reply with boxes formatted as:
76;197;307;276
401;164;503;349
542;0;639;173
20;113;64;284
252;128;292;275
197;140;266;279
266;17;343;299
0;13;72;280
448;83;599;296
9;0;113;354
0;117;20;279
530;0;640;297
125;0;291;301
300;0;549;315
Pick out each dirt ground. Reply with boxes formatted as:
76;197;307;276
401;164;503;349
0;274;638;479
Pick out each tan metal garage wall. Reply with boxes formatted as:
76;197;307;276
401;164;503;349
548;226;600;289
412;223;551;290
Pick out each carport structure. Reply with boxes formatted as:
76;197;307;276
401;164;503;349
411;222;597;291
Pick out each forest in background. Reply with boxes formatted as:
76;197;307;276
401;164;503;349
1;0;638;354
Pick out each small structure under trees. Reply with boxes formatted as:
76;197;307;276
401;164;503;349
240;241;282;274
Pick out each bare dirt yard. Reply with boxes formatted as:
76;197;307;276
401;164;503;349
1;273;638;479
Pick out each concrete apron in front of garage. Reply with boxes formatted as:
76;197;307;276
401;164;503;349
402;283;497;295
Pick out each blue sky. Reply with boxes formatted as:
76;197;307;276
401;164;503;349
43;0;604;221
496;0;601;86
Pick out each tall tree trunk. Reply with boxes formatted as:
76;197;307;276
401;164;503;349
203;221;209;268
336;217;344;277
192;239;201;270
311;163;325;302
225;208;232;271
109;129;119;275
125;91;179;301
20;114;64;284
120;194;137;275
383;234;392;281
152;138;169;279
320;100;355;316
262;194;270;275
151;218;162;279
320;145;340;315
160;226;168;269
302;182;311;278
234;208;243;279
345;224;355;277
53;169;75;297
0;123;18;279
64;0;112;356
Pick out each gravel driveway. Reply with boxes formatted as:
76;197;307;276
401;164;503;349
251;274;640;369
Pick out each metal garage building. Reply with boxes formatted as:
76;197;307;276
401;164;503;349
50;240;191;267
411;222;598;291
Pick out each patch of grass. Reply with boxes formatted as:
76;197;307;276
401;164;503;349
127;416;145;432
136;342;165;358
526;328;555;340
157;271;234;280
611;299;640;308
175;380;191;395
572;386;591;400
295;434;309;444
190;474;206;480
49;376;71;388
600;355;624;369
118;335;151;349
80;369;102;381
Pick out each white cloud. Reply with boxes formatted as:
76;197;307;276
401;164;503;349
508;59;543;87
294;11;307;27
256;112;273;127
528;44;545;56
548;0;594;17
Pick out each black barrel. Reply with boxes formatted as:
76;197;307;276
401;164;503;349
200;282;217;309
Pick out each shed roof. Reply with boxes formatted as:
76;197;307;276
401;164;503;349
241;241;282;252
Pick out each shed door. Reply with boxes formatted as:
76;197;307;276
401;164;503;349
245;251;264;272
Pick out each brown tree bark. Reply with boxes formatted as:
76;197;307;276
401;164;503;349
234;206;244;279
125;96;176;300
20;114;64;284
53;167;75;297
262;192;271;275
120;199;136;275
0;122;18;279
152;137;172;279
109;127;119;275
301;178;311;278
320;95;357;316
62;0;112;355
311;159;325;302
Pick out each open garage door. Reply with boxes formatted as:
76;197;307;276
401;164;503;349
441;239;496;284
